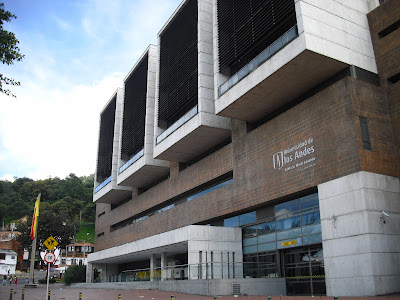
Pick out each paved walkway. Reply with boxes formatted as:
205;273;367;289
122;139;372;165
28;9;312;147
1;282;400;300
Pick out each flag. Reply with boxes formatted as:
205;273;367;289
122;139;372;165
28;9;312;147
30;194;40;240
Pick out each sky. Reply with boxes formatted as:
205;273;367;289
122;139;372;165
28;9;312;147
0;0;182;181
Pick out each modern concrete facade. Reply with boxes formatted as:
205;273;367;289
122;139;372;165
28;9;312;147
89;0;400;297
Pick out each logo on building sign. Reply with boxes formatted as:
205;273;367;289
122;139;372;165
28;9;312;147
273;137;316;172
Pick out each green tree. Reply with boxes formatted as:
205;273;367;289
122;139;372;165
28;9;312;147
0;2;24;97
17;203;79;252
63;265;86;285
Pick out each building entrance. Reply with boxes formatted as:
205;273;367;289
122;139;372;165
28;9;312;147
282;244;325;295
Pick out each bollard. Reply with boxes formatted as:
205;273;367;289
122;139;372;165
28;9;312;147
48;290;51;300
171;295;175;300
21;289;24;300
118;294;121;300
268;297;272;300
79;292;82;300
9;289;13;300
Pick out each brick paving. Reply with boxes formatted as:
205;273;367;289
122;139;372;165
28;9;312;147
1;282;400;300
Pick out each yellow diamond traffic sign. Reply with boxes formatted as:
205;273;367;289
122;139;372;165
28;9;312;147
43;236;59;251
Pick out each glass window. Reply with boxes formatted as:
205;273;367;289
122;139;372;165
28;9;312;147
276;227;301;241
303;234;322;245
302;224;321;236
301;211;320;226
243;237;257;246
276;215;301;231
275;199;299;218
258;233;276;244
258;242;276;252
258;221;275;235
243;245;258;254
224;216;239;227
240;211;256;226
300;194;319;210
243;226;258;238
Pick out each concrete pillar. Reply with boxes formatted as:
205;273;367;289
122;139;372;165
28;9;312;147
150;254;156;281
161;252;167;281
319;171;400;296
86;262;93;283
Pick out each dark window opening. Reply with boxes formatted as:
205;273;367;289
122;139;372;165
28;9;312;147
98;211;105;218
179;138;232;171
138;174;170;195
378;19;400;39
359;116;372;151
121;54;148;161
388;72;400;84
111;196;132;210
97;232;104;238
158;0;198;128
96;97;117;182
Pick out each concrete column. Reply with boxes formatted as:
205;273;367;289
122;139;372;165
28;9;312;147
150;254;156;281
319;171;400;296
161;252;167;281
86;262;93;283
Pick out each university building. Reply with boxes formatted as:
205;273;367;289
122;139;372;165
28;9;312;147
87;0;400;296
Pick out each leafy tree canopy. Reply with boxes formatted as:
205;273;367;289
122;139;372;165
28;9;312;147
0;173;95;224
0;2;24;97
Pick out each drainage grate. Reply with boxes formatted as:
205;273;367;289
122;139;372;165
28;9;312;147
232;283;240;295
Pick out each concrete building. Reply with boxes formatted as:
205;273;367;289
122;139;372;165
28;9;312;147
0;249;18;275
87;0;400;297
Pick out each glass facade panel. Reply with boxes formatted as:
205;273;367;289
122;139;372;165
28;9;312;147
240;211;257;226
239;192;324;294
243;245;258;254
243;226;258;238
303;234;322;246
224;216;239;227
243;237;257;246
301;211;320;226
275;199;299;217
258;232;276;244
258;221;275;235
300;194;319;209
276;215;301;231
302;224;321;236
258;242;276;252
276;227;301;241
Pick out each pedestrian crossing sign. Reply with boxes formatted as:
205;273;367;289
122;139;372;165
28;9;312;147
43;236;59;250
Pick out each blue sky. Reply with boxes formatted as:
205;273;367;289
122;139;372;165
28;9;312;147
0;0;182;181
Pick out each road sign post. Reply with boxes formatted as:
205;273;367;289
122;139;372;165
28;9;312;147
44;251;56;300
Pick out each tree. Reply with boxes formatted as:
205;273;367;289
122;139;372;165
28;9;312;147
17;203;79;252
64;265;86;285
0;2;24;97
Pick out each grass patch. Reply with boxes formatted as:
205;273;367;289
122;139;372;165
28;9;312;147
75;223;95;243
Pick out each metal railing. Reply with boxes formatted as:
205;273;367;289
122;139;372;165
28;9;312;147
94;176;112;193
117;262;279;282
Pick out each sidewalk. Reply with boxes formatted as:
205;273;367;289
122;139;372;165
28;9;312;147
1;282;399;300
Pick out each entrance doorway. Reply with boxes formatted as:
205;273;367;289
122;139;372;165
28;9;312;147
282;244;325;295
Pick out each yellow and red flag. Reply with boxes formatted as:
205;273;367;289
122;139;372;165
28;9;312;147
30;194;40;240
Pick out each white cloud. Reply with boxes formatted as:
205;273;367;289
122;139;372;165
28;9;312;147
0;73;124;180
0;0;183;180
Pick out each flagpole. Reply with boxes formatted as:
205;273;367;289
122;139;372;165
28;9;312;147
29;193;41;285
29;234;37;284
